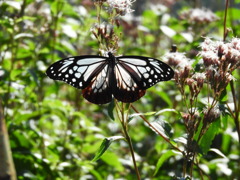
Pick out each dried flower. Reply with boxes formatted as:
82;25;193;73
203;106;220;123
192;73;206;88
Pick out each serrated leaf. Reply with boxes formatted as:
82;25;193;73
92;136;125;162
199;118;220;154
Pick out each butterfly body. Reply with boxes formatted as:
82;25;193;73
46;52;174;104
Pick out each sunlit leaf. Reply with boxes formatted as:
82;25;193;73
148;118;173;139
160;25;176;37
92;136;125;162
154;150;178;176
199;118;220;154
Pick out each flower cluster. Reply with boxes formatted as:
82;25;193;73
199;37;240;70
199;38;240;95
106;0;135;16
92;0;135;53
180;8;219;24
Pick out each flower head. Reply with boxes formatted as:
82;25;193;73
180;8;219;24
106;0;135;16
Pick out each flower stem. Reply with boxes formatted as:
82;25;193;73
116;102;141;180
223;0;229;41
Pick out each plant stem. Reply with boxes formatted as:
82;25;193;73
117;103;141;180
122;123;141;180
223;0;229;42
130;105;182;153
0;99;17;180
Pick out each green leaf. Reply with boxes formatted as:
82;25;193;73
10;69;22;80
154;150;178;176
149;118;173;139
199;118;220;154
156;108;180;116
209;148;227;159
101;151;124;171
219;89;228;103
92;136;125;162
107;100;115;120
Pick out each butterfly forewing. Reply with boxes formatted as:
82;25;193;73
117;56;174;89
46;56;107;89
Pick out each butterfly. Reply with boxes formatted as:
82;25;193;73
46;52;174;104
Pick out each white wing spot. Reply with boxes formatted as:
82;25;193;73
65;74;69;78
79;82;82;87
154;75;158;78
77;66;87;73
143;73;150;78
146;66;151;71
59;60;74;71
150;70;154;75
75;73;81;78
73;66;78;71
58;73;61;76
161;74;164;77
156;69;161;73
138;67;147;74
61;68;68;73
69;69;73;74
149;79;152;83
51;70;54;73
69;58;74;61
72;78;76;82
50;67;53;70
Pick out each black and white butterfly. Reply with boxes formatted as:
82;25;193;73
46;52;174;104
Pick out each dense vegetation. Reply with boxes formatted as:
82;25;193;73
0;0;239;179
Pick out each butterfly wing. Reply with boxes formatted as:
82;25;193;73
82;64;113;104
113;56;174;103
114;61;146;103
46;56;113;104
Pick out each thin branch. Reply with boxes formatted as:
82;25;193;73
130;104;183;153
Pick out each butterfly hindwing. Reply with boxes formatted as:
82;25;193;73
82;64;113;104
113;62;146;103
